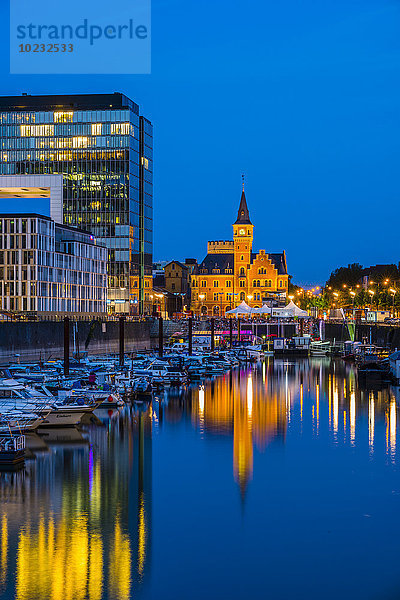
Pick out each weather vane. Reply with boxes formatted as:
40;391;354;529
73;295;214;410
242;173;245;191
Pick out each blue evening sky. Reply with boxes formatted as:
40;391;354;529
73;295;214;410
1;0;400;285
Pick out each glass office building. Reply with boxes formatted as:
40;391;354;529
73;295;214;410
0;93;153;314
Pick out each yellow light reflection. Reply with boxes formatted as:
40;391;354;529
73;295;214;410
247;375;253;420
350;392;356;446
0;514;7;588
198;386;205;432
137;492;146;577
109;513;131;600
333;388;339;435
300;383;303;423
88;534;103;600
15;510;104;600
369;393;375;452
390;398;396;459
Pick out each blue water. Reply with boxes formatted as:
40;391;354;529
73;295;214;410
1;357;400;599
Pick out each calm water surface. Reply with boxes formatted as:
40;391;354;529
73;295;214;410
1;358;400;599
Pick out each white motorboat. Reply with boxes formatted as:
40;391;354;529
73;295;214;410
310;341;331;356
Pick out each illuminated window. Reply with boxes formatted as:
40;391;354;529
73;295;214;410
54;111;73;123
20;124;54;137
141;156;149;169
111;123;130;135
91;123;102;135
72;137;89;148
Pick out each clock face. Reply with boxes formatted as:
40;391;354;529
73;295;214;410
239;228;246;235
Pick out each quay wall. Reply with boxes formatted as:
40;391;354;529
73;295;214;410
325;323;400;350
0;320;154;363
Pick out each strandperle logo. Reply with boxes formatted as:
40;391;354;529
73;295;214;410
10;0;151;74
16;19;148;46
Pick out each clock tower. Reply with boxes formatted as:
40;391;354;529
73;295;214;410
233;185;253;293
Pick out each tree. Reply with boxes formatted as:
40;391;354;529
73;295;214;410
326;263;364;288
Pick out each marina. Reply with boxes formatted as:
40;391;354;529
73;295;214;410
1;355;400;598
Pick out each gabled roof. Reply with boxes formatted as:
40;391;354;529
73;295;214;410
234;190;252;225
165;260;188;271
250;252;287;275
199;253;234;273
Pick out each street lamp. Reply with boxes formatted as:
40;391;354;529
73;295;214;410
368;289;375;309
199;294;205;317
390;288;396;316
350;291;356;317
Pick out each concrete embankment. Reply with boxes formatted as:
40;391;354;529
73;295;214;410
0;320;154;363
325;322;400;351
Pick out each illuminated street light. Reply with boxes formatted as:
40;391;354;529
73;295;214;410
390;289;397;316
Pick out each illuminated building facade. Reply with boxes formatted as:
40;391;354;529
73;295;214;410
191;186;289;315
0;213;107;316
0;93;153;315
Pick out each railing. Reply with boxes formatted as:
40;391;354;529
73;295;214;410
0;434;25;452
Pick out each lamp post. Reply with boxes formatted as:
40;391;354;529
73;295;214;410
368;289;375;312
199;294;205;318
390;288;397;317
150;294;154;316
219;292;224;319
247;294;253;318
156;293;165;319
350;291;355;318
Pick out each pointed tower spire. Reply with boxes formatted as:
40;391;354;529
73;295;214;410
234;179;252;225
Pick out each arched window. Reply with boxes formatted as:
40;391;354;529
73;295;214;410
240;267;245;276
240;292;245;301
213;305;220;316
240;255;244;261
257;280;260;287
201;306;207;315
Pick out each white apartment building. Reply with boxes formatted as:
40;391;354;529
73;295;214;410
0;213;107;317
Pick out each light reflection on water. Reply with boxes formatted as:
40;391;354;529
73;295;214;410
1;357;400;599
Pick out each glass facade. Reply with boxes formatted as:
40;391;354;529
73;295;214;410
0;215;107;315
0;94;153;314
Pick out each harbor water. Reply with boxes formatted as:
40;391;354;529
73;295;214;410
1;357;400;599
